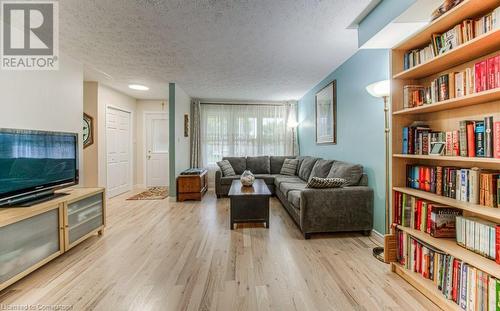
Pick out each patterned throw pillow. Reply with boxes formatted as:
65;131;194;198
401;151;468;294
306;177;347;189
280;159;299;176
217;160;236;177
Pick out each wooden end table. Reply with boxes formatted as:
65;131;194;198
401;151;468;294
228;179;271;230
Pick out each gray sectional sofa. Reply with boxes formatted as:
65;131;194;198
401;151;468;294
215;156;374;239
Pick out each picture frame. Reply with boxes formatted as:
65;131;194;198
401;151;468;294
429;142;446;155
315;80;337;144
83;113;94;149
184;114;189;137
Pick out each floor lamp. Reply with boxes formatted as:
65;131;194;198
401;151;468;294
366;80;391;263
287;120;299;156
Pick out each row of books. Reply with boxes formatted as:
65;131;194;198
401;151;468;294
393;191;461;237
403;6;500;70
402;54;500;109
401;117;500;159
396;230;500;310
405;165;500;207
456;216;500;264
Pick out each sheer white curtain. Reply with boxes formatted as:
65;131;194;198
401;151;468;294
201;103;293;166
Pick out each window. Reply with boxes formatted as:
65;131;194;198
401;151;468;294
201;104;290;165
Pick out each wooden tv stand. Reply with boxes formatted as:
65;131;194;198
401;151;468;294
0;187;106;291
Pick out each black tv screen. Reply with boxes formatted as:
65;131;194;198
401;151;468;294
0;129;78;204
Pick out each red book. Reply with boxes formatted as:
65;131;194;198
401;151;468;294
452;130;460;156
467;123;476;157
424;167;431;192
496;225;500;264
419;167;425;190
475;60;487;93
496;55;500;88
475;62;482;93
494;121;500;159
452;259;459;302
487;56;496;90
426;204;433;234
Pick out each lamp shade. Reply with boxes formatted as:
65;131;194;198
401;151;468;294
287;120;299;129
366;80;390;98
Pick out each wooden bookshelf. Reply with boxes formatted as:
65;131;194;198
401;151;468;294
390;0;500;308
396;226;500;278
393;29;500;80
391;263;461;311
393;187;500;231
392;88;500;115
392;154;500;164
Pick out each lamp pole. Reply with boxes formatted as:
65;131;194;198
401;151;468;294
365;80;391;263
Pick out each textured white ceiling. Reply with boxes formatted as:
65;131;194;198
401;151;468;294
60;0;372;100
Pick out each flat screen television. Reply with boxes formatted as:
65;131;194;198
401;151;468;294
0;128;79;207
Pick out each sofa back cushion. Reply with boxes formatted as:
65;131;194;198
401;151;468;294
308;159;334;181
246;156;270;174
270;156;295;174
222;157;246;175
298;157;320;181
327;161;363;186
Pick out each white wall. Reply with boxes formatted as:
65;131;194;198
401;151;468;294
135;100;168;186
97;85;137;188
174;85;191;177
0;54;84;184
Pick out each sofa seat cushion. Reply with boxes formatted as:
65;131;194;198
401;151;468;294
274;175;303;188
254;174;277;185
246;156;270;174
270;156;295;174
327;161;364;186
298;157;320;181
309;159;334;180
220;175;241;185
222;157;246;175
279;182;307;196
287;190;301;210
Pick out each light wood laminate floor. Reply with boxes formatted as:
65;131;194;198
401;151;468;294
0;190;438;311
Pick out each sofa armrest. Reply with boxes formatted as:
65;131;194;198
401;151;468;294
299;186;374;233
215;169;223;196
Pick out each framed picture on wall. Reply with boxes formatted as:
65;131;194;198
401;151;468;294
315;80;337;144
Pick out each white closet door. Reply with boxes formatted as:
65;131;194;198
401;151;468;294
106;107;131;197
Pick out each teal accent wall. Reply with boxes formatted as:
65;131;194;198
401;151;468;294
297;49;389;234
169;83;176;197
358;0;416;47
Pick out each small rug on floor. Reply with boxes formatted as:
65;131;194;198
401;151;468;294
127;187;168;200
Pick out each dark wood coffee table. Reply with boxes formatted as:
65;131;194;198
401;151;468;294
228;179;271;230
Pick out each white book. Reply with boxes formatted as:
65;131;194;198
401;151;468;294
488;277;497;311
493;7;500;29
468;167;479;204
455;71;464;97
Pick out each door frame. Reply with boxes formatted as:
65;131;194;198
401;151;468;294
143;111;169;188
106;105;134;197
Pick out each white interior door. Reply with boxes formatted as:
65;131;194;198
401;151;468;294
107;107;132;197
145;113;169;187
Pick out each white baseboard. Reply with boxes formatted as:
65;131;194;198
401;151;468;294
370;229;384;245
168;196;176;202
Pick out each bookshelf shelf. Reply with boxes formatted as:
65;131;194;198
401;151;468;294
394;0;499;51
391;263;461;311
392;154;500;164
392;88;500;115
393;29;500;80
395;226;500;278
390;0;500;307
392;187;500;223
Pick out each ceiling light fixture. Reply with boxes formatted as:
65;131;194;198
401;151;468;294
128;84;149;91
